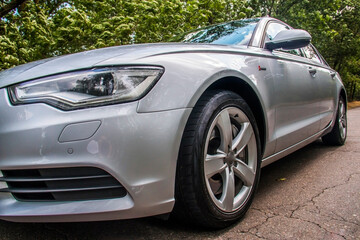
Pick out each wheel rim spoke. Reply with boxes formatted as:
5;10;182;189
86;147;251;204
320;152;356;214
232;122;253;155
220;167;235;211
216;110;232;153
205;151;227;177
233;159;255;186
339;102;344;118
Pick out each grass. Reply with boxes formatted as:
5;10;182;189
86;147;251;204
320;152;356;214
348;101;360;109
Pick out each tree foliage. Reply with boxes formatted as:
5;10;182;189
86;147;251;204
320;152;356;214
0;0;253;69
1;0;359;99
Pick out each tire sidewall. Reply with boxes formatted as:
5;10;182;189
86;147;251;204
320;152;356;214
322;96;347;146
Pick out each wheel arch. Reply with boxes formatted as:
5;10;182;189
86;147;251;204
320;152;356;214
192;75;267;157
322;86;348;137
340;88;347;108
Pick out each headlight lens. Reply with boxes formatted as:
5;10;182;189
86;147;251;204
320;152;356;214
8;66;164;110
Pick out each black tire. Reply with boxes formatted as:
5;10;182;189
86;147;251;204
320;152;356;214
173;90;261;229
322;96;347;146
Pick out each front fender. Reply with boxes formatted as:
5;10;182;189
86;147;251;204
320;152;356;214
136;52;267;113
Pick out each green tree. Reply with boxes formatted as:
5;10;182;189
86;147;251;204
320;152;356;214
0;0;252;70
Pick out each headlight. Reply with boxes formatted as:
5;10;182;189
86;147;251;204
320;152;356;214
8;66;164;110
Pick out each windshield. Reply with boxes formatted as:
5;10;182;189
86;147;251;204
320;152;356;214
171;18;259;46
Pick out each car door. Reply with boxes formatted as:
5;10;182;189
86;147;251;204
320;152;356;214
263;21;322;152
302;45;337;130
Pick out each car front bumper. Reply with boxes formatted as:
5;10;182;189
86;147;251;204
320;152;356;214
0;88;191;222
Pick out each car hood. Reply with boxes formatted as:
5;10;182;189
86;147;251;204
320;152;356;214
0;43;250;88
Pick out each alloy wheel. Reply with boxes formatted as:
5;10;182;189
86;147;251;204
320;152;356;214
338;99;347;140
204;107;257;212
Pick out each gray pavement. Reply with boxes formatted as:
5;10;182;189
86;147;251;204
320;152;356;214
1;108;360;240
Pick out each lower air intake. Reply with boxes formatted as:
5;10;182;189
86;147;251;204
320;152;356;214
0;167;126;201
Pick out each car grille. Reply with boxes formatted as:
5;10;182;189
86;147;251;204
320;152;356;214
0;167;127;201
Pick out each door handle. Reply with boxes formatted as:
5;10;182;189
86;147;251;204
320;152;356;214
330;72;336;78
308;68;317;75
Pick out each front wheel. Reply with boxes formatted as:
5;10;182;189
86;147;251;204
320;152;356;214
173;90;261;229
322;96;347;146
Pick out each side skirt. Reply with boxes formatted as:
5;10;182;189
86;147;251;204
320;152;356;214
261;122;332;168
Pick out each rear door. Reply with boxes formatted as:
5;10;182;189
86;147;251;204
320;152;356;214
302;45;337;130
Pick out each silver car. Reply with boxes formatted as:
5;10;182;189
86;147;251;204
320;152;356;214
0;17;347;228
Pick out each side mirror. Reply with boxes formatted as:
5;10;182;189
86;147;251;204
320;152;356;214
265;29;312;51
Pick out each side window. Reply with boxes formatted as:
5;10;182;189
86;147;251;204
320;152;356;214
303;45;322;64
265;22;303;57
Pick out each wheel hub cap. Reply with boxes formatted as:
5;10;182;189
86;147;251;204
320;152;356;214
224;151;236;166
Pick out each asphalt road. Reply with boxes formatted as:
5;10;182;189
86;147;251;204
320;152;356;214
1;108;360;240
